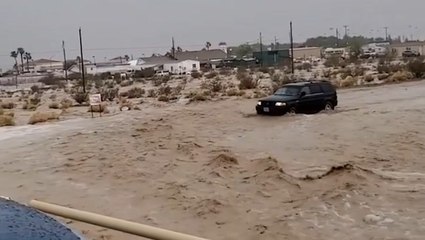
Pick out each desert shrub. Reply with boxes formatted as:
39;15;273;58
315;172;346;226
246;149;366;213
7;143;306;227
158;85;172;96
191;71;202;79
60;98;73;109
353;66;365;77
39;74;63;85
88;104;109;113
161;75;171;83
49;94;57;101
147;89;157;98
258;67;269;74
191;93;208;101
49;102;60;109
100;88;119;101
0;115;15;127
68;73;81;80
340;76;357;87
205;71;218;79
388;71;414;82
226;88;245;96
127;87;145;98
174;84;184;95
324;56;341;68
120;80;133;87
22;101;38;110
364;75;374;82
1;102;15;109
72;92;88;104
377;73;389;80
31;85;40;94
0;108;3;115
157;95;169;102
210;77;223;92
219;68;232;76
100;72;111;80
237;71;257;90
28;112;59;125
407;59;425;78
377;64;390;74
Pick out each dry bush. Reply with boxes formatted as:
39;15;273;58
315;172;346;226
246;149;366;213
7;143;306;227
210;77;223;92
119;80;133;87
157;95;169;102
191;94;208;102
60;98;73;109
407;59;425;78
340;76;357;87
205;71;218;79
258;67;269;74
147;89;157;98
127;87;145;98
377;64;390;74
324;56;341;68
28;112;59;125
226;88;245;96
191;71;202;79
1;102;15;109
377;73;389;80
388;71;414;82
31;85;40;94
72;92;88;104
174;84;184;95
22;102;38;111
100;88;119;101
238;73;257;90
49;94;57;101
219;68;232;76
0;115;15;127
353;66;365;77
49;102;60;109
158;85;172;96
88;104;109;113
0;108;3;115
364;75;374;83
253;90;268;98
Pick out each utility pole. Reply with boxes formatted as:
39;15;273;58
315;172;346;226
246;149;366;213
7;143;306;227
384;27;389;41
62;41;68;83
171;37;176;59
290;21;294;74
79;27;86;93
335;28;339;47
274;36;277;50
259;32;263;67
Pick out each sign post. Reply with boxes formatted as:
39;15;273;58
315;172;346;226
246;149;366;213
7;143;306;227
89;94;102;118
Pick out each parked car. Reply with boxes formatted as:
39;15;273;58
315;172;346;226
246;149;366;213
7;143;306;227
155;70;170;76
402;50;420;57
256;81;338;115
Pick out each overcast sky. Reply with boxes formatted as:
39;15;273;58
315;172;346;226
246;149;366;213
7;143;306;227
1;0;424;70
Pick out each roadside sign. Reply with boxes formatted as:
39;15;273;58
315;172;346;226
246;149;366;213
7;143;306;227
89;94;101;106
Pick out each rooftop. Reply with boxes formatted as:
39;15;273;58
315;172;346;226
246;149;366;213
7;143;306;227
390;41;425;47
175;49;227;62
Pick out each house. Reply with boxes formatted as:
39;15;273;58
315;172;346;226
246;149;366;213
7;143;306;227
163;60;200;74
21;59;64;73
361;42;389;57
174;49;227;63
389;41;425;57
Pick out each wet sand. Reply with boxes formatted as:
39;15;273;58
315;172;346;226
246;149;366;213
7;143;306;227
1;81;425;240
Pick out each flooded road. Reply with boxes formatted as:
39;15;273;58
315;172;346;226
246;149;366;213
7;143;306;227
1;81;425;240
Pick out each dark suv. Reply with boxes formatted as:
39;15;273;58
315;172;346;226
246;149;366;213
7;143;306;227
256;81;338;115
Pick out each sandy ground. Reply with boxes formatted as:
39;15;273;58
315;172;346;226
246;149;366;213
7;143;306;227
1;81;425;240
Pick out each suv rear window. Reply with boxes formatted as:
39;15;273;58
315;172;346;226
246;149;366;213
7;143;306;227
320;83;335;93
309;84;322;94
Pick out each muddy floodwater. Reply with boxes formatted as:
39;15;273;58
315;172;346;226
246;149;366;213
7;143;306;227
1;81;425;240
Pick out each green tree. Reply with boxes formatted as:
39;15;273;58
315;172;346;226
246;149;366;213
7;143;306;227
17;47;25;73
205;41;212;50
10;51;19;74
236;44;253;58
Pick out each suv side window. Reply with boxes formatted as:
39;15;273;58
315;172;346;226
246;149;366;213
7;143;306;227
301;86;311;95
309;84;322;94
320;83;335;93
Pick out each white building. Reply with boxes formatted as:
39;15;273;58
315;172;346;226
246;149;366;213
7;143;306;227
361;42;389;57
163;60;200;74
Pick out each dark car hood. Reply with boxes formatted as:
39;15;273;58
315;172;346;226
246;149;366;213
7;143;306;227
260;95;298;102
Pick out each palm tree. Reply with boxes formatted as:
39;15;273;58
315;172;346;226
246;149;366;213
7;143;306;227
205;42;212;50
10;51;19;74
24;52;32;72
17;47;25;73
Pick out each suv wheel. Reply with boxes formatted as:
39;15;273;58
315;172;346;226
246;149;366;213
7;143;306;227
288;107;296;115
324;101;334;111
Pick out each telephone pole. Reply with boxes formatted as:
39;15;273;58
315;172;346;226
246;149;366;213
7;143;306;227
79;28;86;93
259;32;263;67
62;41;68;83
290;21;294;74
384;27;389;41
274;36;277;50
335;28;339;47
171;37;176;59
